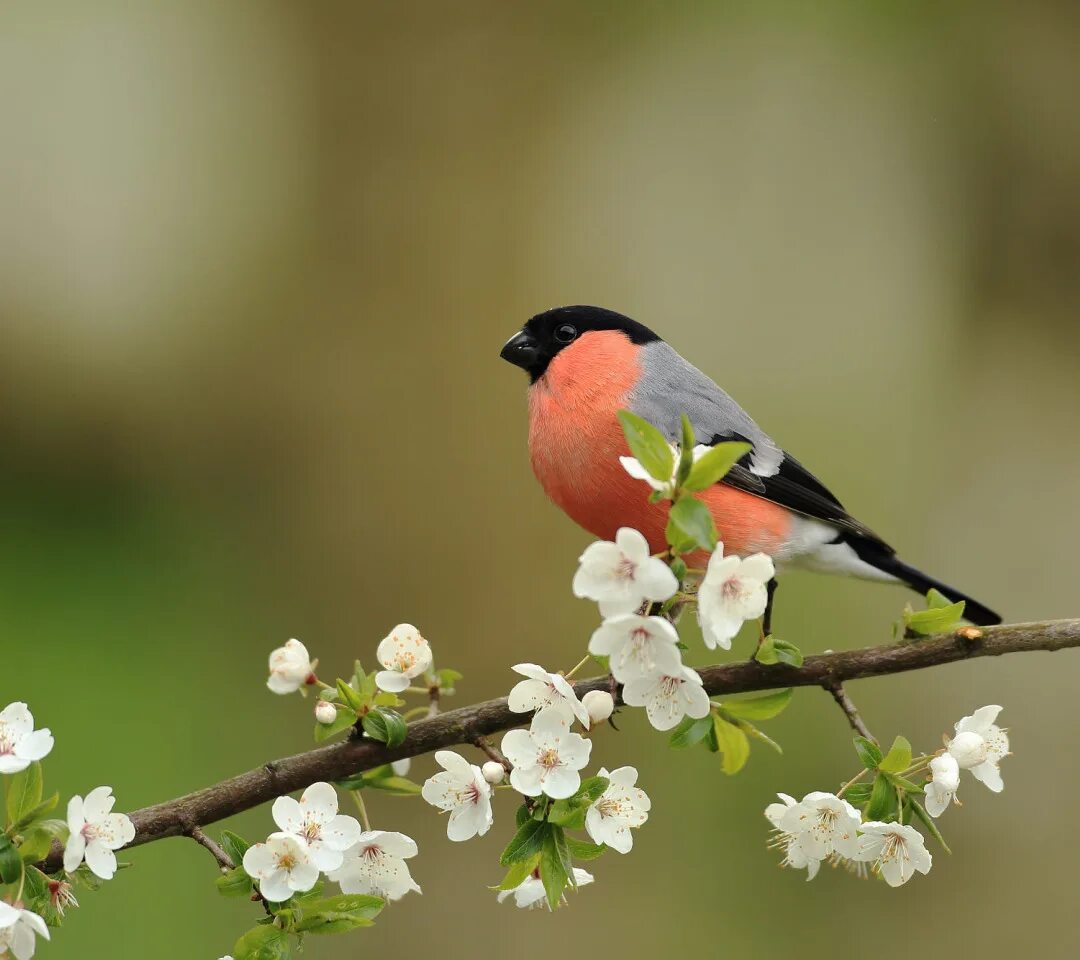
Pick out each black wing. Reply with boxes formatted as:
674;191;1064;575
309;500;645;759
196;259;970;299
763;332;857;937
703;432;891;548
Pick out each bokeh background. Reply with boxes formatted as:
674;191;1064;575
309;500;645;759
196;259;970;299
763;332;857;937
2;2;1078;957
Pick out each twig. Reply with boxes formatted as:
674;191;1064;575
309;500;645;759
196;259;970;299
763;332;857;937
473;736;511;773
187;826;234;872
36;618;1080;873
825;681;875;741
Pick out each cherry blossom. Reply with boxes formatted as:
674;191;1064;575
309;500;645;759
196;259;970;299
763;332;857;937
587;614;682;684
267;639;316;695
697;545;776;650
421;751;494;841
375;625;432;694
572;527;678;617
924;753;961;818
585;766;650;853
855;821;933;887
947;705;1009;792
507;663;590;727
271;782;363;872
0;903;49;960
242;833;319;903
622;664;710;731
497;868;594;909
0;702;53;775
500;709;592;800
63;786;136;880
328;831;421;901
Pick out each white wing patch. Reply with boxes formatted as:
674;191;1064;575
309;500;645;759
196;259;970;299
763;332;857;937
776;516;900;583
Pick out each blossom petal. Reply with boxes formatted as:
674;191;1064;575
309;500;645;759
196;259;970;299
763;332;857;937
84;841;118;881
13;729;53;762
272;796;305;835
82;786;116;822
374;671;410;693
300;782;339;824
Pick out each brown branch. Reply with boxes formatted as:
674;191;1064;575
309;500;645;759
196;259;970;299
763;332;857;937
38;618;1080;873
825;681;875;741
188;826;234;872
473;736;511;772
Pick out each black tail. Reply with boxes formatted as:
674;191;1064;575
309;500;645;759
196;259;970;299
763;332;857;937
847;538;1002;626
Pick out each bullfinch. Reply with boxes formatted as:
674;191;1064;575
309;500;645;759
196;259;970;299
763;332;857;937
500;305;1001;628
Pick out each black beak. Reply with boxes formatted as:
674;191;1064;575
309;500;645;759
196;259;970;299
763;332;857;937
500;330;540;371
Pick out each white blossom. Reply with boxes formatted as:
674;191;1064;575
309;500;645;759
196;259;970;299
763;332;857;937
765;793;820;880
507;663;590;727
314;700;337;725
0;903;49;960
697;546;775;650
855;821;932;887
421;750;493;841
481;761;505;785
779;792;861;862
572;527;678;617
588;614;682;684
271;782;363;872
622;664;710;732
500;710;592;800
375;625;432;694
585;766;650;853
63;786;136;880
328;831;421;901
581;690;615;727
497;868;594;909
0;703;54;774
267;639;316;695
242;832;319;903
391;758;411;777
947;705;1009;792
619;444;709;499
924;753;961;818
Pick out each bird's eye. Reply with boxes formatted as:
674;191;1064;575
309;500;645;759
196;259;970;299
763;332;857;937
554;324;578;344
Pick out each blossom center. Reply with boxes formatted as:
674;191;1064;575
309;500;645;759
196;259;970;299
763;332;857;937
721;576;747;601
595;797;624;819
275;851;298;871
615;556;638;582
537;748;562;770
392;651;417;671
300;819;323;843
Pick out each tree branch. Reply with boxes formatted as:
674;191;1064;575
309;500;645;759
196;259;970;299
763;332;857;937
39;618;1080;873
824;681;875;741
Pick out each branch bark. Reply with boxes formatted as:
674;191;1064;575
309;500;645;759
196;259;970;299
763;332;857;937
39;618;1080;873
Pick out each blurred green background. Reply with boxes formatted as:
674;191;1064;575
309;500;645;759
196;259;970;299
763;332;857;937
1;1;1078;957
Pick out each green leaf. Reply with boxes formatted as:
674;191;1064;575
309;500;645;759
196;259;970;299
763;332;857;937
337;678;365;711
500;819;550;865
372;692;405;708
12;794;59;832
219;830;251;868
668;495;718;551
515;804;530;828
734;718;784;755
669;715;714;749
885;773;924;794
493;856;540;891
909;799;953;854
540;826;572;910
6;762;44;827
21;865;49;909
436;668;464;693
232;924;291;960
772;638;803;667
356;668;378;703
720;689;792;721
565;837;606;861
361;708;408;748
293;894;384;933
865;773;897;821
363;776;422;796
713;715;751;775
216;866;254;898
903;592;966;636
0;834;22;884
853;736;883;769
17;826;56;863
314;707;358;743
684;441;754;492
676;414;697;487
665;512;701;555
573;777;610;803
842;783;873;805
754;636;778;664
878;735;913;774
617;410;674;485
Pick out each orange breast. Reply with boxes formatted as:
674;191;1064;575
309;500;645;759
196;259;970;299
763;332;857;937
528;331;792;562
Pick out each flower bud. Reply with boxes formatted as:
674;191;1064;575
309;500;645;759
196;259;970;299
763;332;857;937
947;731;987;768
314;700;337;725
482;761;505;785
582;689;615;727
391;758;411;777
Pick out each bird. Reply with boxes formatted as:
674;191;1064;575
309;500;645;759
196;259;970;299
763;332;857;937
500;305;1001;628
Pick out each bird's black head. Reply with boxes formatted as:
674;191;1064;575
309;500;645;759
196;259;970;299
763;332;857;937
500;305;661;382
